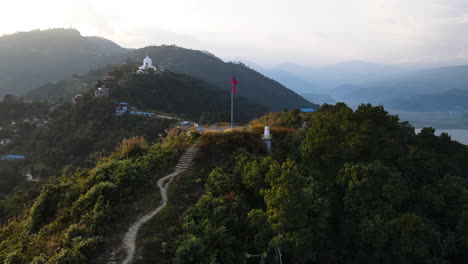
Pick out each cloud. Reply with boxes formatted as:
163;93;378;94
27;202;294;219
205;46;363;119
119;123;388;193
1;0;468;66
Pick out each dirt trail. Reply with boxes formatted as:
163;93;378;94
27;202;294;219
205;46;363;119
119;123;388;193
119;145;198;264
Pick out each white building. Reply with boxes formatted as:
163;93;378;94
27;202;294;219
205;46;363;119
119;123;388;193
129;110;155;117
95;87;110;97
137;56;158;74
179;121;199;127
115;103;155;117
0;139;12;145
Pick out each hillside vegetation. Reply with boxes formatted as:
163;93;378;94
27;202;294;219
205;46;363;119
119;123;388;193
25;65;117;103
0;29;127;97
124;46;319;111
25;79;87;103
0;95;48;124
133;104;468;264
0;134;192;263
1;103;468;263
109;65;267;123
1;29;318;111
0;95;175;201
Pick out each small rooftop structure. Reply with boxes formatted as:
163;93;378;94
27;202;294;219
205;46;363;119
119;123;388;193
179;121;199;127
102;76;116;87
129;110;155;117
115;102;155;117
299;108;316;113
73;94;83;104
1;155;25;160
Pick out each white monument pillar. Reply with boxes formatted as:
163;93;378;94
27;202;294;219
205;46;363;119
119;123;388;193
262;125;272;154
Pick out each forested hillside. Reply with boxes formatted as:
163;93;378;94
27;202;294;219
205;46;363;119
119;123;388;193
0;133;193;263
25;65;116;103
1;103;467;263
138;104;468;264
109;65;267;123
0;95;48;124
25;79;87;103
0;29;127;97
0;95;175;200
127;46;319;111
1;29;318;111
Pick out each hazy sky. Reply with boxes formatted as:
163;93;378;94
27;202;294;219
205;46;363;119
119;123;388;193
1;0;468;66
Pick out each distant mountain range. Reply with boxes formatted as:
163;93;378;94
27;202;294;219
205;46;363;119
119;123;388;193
301;93;336;105
0;29;317;111
248;61;468;113
387;89;468;112
330;65;468;110
4;28;468;114
249;61;410;94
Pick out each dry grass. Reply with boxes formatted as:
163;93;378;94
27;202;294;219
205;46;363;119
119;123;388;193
115;137;149;157
251;125;297;136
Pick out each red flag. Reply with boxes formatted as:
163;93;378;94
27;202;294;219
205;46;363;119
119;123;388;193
232;77;238;93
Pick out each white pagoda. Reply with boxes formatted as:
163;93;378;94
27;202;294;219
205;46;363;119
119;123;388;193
137;56;158;74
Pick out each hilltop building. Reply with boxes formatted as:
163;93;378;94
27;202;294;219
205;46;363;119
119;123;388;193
95;76;115;97
115;103;154;117
137;56;159;74
179;121;199;127
115;102;129;116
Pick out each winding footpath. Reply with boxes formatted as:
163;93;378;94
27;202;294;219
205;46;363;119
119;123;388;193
119;144;198;264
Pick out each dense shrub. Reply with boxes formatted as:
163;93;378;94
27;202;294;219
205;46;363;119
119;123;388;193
0;131;190;263
169;103;468;264
25;184;65;233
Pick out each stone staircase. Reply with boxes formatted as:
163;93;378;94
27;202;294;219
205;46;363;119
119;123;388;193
175;144;198;170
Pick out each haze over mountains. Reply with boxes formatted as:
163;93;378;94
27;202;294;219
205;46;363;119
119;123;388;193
2;28;468;116
2;4;468;262
245;60;468;114
0;29;127;95
0;29;317;111
329;65;468;111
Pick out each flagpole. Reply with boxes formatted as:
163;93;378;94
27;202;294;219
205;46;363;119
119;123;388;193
231;83;234;128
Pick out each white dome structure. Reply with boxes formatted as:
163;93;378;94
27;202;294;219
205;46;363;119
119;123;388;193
137;56;158;74
143;56;153;67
